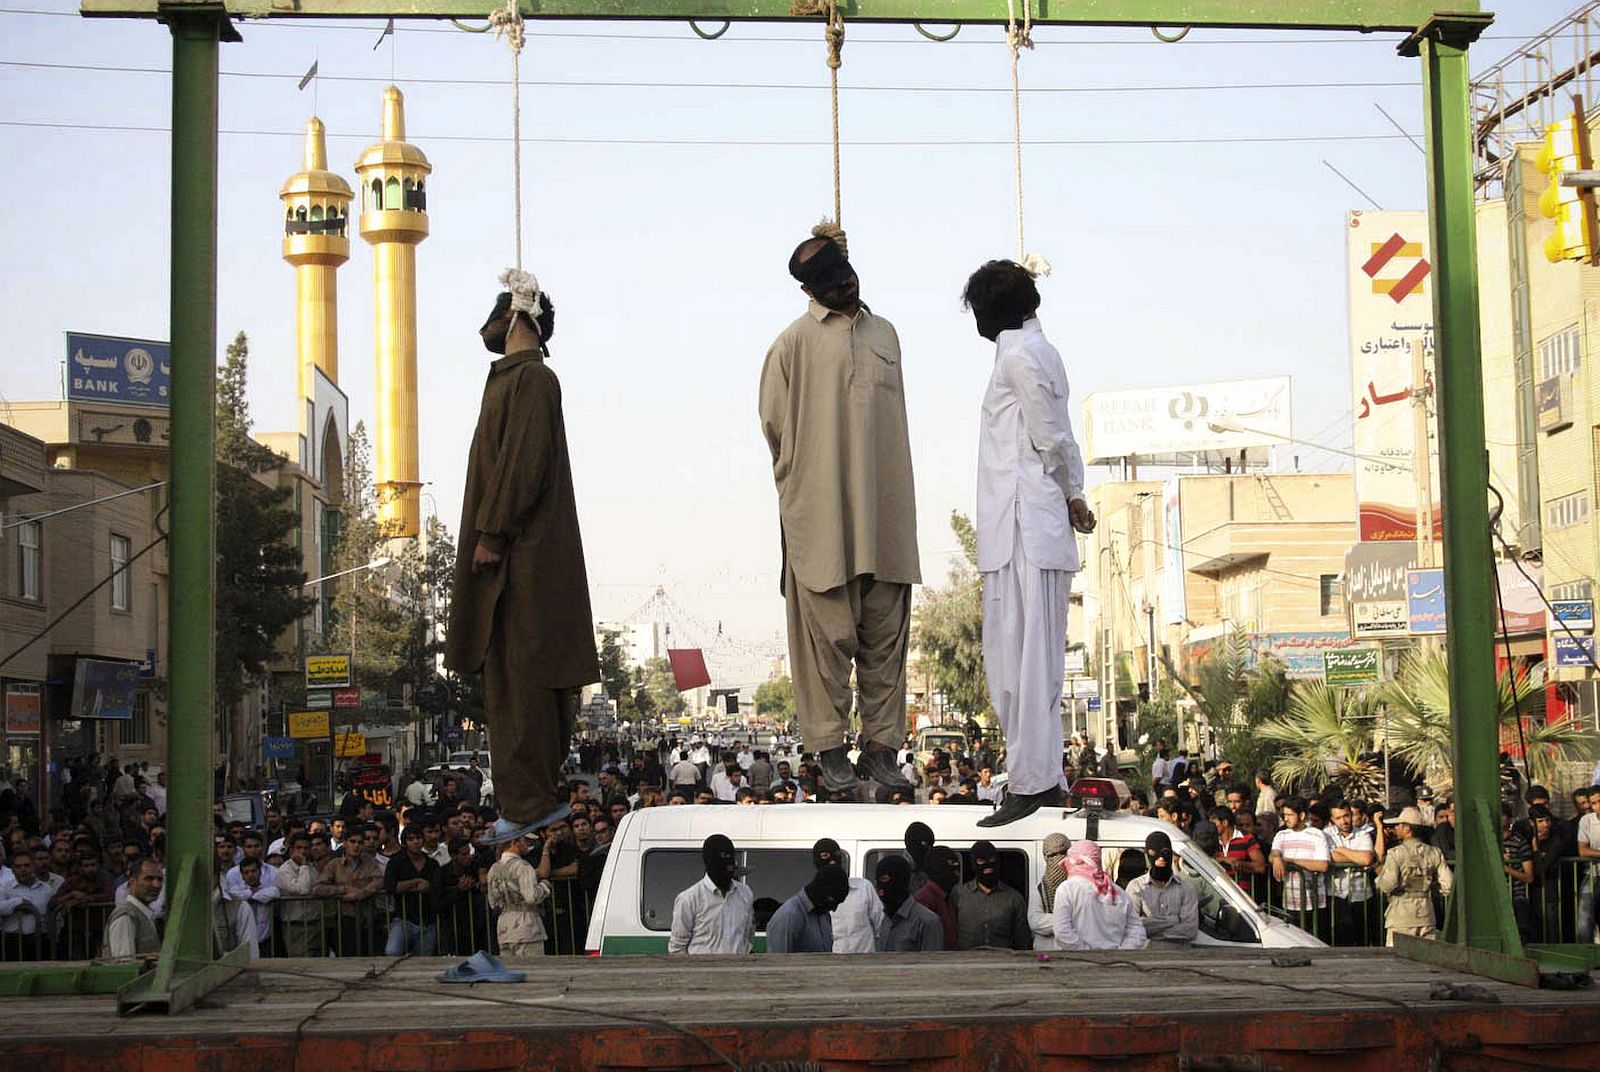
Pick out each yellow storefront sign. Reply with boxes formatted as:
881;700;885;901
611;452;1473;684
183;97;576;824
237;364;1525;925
335;731;366;758
287;709;330;739
304;654;352;688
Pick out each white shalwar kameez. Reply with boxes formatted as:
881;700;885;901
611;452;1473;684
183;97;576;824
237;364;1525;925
976;318;1085;798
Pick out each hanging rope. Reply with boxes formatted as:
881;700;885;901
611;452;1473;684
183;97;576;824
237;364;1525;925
1005;0;1048;276
488;0;526;270
825;1;845;228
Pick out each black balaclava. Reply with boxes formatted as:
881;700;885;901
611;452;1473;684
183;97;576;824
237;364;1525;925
973;305;1027;343
812;836;842;872
972;840;1000;891
926;846;961;893
965;260;1040;342
788;237;858;312
480;291;554;356
903;822;934;870
875;854;913;914
1146;831;1174;883
702;834;737;892
806;863;850;913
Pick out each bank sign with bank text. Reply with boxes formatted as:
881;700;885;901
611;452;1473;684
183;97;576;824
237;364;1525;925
65;332;170;409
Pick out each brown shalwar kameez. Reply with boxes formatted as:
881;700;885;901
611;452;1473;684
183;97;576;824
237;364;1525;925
445;345;599;825
760;301;920;750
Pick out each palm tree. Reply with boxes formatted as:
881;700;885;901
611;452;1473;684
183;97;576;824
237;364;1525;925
1381;649;1597;788
1256;682;1385;799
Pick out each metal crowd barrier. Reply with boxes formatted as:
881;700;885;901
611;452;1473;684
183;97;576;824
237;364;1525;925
0;878;597;962
1234;857;1600;948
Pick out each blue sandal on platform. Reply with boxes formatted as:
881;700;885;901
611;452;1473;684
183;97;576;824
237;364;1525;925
438;951;526;984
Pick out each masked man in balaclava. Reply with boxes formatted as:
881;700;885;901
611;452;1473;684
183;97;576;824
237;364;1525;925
1125;831;1199;947
903;821;935;891
914;845;961;951
766;863;850;953
812;836;883;953
873;855;944;951
961;260;1095;827
447;271;599;845
759;225;919;797
668;834;754;955
951;839;1031;950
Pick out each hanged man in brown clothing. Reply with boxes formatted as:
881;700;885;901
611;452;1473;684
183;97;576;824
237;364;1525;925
760;228;918;795
445;271;599;843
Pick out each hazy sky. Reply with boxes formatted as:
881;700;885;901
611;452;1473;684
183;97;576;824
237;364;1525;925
0;2;1573;685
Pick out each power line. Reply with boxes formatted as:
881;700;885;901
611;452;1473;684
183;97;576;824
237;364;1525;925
0;507;169;670
1;59;1427;94
0;118;1422;148
2;479;165;531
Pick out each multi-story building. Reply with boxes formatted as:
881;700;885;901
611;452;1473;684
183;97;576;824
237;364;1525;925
0;422;165;808
1082;473;1357;750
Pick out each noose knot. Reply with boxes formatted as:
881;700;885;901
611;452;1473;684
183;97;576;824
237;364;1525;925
488;0;524;53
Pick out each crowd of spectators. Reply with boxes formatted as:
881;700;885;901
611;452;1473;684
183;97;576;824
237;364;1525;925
2;740;1596;960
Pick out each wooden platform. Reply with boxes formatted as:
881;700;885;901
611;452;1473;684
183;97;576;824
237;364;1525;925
9;949;1600;1071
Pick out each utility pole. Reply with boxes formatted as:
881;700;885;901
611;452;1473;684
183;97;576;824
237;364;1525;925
1411;338;1436;570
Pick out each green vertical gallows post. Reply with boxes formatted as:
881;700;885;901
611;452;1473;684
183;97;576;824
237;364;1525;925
117;5;246;1012
1400;14;1523;965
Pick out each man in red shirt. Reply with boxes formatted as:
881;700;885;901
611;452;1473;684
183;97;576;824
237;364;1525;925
913;846;961;951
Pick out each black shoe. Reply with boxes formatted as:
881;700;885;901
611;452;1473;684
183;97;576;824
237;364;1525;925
818;746;859;794
856;747;914;792
977;786;1064;828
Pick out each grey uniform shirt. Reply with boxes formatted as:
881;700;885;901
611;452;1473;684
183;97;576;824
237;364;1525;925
765;888;834;953
1125;873;1200;946
876;897;945;951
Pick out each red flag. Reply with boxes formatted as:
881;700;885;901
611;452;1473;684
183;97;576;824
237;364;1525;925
666;649;711;692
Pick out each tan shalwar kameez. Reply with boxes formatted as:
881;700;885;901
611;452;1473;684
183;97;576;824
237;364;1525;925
759;301;920;749
445;346;600;825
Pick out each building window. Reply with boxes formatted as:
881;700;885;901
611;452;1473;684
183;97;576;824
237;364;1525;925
1546;491;1592;532
1320;574;1344;617
1552;579;1594;602
18;520;41;601
1538;324;1582;378
110;533;131;611
122;691;151;747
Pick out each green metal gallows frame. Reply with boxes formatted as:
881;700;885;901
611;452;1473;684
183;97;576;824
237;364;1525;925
2;0;1584;1010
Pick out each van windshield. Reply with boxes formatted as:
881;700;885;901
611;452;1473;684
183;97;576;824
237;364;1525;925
920;734;965;751
1177;849;1261;944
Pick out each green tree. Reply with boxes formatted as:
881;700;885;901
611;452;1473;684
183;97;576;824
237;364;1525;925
1256;682;1384;799
910;512;989;719
1158;627;1289;781
421;516;482;728
322;422;409;698
1131;682;1181;793
597;628;637;719
639;656;684;717
753;675;796;728
1381;649;1597;789
212;332;314;781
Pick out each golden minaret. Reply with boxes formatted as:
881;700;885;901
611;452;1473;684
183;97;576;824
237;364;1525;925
280;117;352;401
356;85;430;539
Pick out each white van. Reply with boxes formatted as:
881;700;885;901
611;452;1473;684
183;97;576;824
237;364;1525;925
584;803;1321;954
